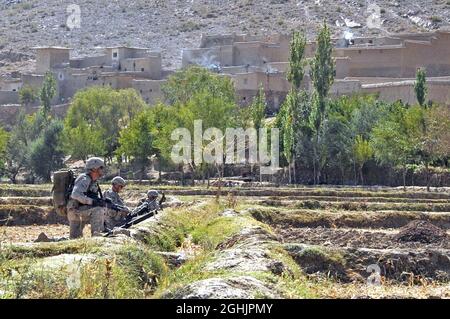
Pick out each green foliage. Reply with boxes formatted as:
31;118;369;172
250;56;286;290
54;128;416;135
117;110;155;179
354;135;373;166
353;135;373;185
414;68;427;107
63;87;145;160
2;106;65;182
309;22;336;184
27;120;65;181
287;31;307;89
422;105;450;159
249;85;267;131
18;85;37;107
371;103;422;167
162;65;235;105
0;127;9;174
39;72;57;116
309;22;335;133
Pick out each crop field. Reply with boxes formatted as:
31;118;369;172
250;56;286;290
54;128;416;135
0;184;449;299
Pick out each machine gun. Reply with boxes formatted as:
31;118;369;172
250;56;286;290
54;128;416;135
104;192;166;236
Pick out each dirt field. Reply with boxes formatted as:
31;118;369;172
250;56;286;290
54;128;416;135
0;184;449;298
243;188;450;295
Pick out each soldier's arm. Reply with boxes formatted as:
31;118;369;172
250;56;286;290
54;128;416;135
70;175;94;205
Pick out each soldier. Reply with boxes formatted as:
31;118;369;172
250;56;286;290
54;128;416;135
67;157;107;239
137;189;163;212
104;176;130;230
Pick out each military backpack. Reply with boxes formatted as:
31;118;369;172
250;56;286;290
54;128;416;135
52;170;75;217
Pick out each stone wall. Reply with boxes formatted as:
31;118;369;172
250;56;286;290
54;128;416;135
131;79;166;105
0;91;19;105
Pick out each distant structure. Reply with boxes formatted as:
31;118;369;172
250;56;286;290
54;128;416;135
1;30;450;122
0;46;170;120
183;30;450;112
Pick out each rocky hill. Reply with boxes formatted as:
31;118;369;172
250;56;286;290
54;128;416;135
1;0;450;76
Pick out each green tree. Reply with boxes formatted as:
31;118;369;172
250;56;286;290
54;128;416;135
4;111;32;183
63;87;145;161
414;68;427;107
149;102;181;181
371;103;422;189
277;30;308;183
162;65;235;105
27;120;64;181
39;71;57;117
0;127;9;176
19;85;37;107
422;105;450;160
117;110;155;180
322;114;353;184
249;85;267;181
287;31;307;89
309;22;335;184
250;85;267;131
353;135;373;186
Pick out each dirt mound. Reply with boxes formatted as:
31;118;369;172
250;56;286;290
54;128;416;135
394;220;448;244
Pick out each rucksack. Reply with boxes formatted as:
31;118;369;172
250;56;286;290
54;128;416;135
52;170;75;217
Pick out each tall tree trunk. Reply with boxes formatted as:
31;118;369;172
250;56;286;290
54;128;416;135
313;146;317;185
288;161;292;184
359;164;364;186
293;159;297;184
158;158;162;183
180;164;185;186
403;165;407;191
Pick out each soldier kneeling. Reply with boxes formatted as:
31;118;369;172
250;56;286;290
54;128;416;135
104;176;131;230
66;157;107;239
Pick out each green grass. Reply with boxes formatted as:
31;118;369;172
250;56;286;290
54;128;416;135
0;241;168;299
0;239;101;260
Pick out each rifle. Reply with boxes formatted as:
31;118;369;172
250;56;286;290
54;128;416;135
85;191;128;213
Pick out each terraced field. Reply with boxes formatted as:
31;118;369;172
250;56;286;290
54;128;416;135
0;184;449;298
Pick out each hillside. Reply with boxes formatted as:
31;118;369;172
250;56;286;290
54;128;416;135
1;0;450;77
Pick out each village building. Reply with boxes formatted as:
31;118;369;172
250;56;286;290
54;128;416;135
1;30;450;123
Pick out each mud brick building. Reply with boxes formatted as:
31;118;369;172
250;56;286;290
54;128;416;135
1;30;450;123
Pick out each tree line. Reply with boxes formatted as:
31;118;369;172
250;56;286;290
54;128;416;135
0;23;448;188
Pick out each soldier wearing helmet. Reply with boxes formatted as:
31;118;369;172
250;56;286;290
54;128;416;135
135;189;165;214
66;157;106;238
104;176;130;229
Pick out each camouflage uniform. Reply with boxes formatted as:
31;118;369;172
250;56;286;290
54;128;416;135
67;173;106;239
136;198;161;212
104;189;130;229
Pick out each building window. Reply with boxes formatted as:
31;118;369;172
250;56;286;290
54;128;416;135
124;68;127;71
112;52;118;58
141;68;145;72
140;89;143;94
242;97;246;101
150;89;153;92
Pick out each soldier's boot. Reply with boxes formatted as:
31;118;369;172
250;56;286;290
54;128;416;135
90;207;106;237
69;219;84;239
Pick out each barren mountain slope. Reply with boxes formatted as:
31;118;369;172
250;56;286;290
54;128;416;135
1;0;450;76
